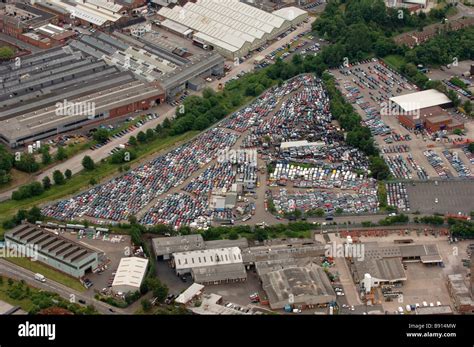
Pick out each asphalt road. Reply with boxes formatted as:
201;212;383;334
0;259;125;315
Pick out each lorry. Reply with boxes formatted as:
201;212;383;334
34;273;46;282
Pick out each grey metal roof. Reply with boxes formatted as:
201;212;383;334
152;234;205;256
6;224;97;266
192;263;247;283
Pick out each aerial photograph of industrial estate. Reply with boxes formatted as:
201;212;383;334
0;0;473;344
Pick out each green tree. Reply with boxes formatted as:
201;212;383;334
14;153;39;173
82;156;95;171
42;176;52;190
146;129;156;141
52;170;65;185
128;135;138;146
92;128;110;143
0;46;15;60
137;131;147;143
55;146;68;161
65;169;72;179
41;147;52;165
141;299;152;312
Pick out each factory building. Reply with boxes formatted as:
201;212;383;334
157;0;307;59
5;224;99;278
351;242;442;290
447;274;474;314
111;257;149;293
391;90;464;133
242;238;326;265
35;0;126;28
152;234;205;261
0;29;224;148
172;247;244;275
260;261;336;310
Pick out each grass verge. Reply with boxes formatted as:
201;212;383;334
5;257;85;292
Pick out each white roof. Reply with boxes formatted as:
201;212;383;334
280;140;325;149
272;7;308;22
112;257;149;289
175;283;205;304
390;89;451;112
158;0;289;52
174;247;243;271
46;0;123;26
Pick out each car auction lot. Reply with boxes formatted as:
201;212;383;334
331;59;473;180
406;180;474;214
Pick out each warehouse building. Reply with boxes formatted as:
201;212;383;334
157;0;305;59
391;90;464;133
390;89;452;114
152;234;205;260
0;39;165;148
191;263;247;285
36;0;125;27
111;257;149;293
447;274;474;314
5;224;99;278
351;242;442;288
242;238;326;265
172;247;244;276
260;261;336;310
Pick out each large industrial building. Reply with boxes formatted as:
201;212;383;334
5;223;99;278
391;89;463;133
111;256;149;293
260;261;336;310
172;246;245;276
0;27;225;148
152;234;206;260
157;0;308;59
36;0;126;27
351;242;442;290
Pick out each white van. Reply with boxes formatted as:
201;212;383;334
34;273;46;282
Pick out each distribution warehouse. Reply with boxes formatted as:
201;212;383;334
157;0;308;59
4;224;99;278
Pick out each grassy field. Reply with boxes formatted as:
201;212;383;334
383;55;407;70
0;131;198;238
5;257;85;292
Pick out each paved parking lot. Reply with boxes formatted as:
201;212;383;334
331;59;474;180
406;180;474;214
62;231;132;293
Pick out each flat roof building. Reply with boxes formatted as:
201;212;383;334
175;283;205;305
191;263;247;285
173;247;243;275
260;261;336;310
390;89;452;112
242;239;325;265
5;224;99;278
112;257;149;293
447;274;474;314
152;234;205;260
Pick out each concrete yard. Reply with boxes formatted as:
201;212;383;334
406;180;474;214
